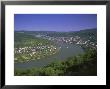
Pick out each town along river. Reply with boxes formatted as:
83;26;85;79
14;42;84;70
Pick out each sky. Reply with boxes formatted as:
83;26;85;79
14;14;97;32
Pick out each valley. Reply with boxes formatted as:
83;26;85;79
14;28;97;76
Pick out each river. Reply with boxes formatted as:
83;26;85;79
14;42;84;69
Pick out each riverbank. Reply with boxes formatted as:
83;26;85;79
15;49;97;76
14;43;84;69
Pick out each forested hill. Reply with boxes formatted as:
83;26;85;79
15;28;97;38
73;28;97;42
14;32;52;48
43;28;97;38
72;28;97;37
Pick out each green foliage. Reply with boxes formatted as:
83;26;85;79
42;67;56;76
14;32;58;62
15;49;97;76
83;49;97;61
14;32;51;48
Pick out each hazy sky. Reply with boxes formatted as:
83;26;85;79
14;14;97;32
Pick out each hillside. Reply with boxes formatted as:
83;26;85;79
14;32;58;62
14;28;97;76
15;49;97;76
14;32;52;48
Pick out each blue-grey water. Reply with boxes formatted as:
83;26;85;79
14;43;84;69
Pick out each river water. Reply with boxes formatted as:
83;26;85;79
14;42;84;69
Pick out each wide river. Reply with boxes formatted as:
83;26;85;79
14;42;84;69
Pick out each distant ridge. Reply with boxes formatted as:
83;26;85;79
15;28;97;33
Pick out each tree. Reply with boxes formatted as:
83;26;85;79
43;67;56;76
